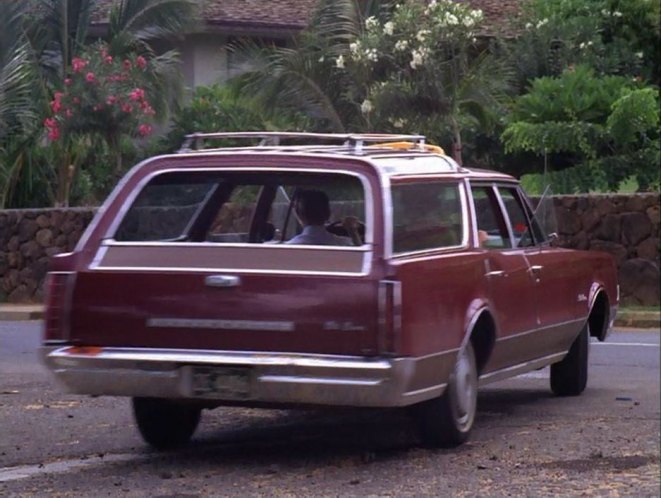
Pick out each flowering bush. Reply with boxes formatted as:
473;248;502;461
333;0;495;161
44;42;156;142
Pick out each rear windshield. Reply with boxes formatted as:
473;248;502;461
114;171;366;247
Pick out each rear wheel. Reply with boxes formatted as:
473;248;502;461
132;397;201;450
550;323;589;396
416;341;478;447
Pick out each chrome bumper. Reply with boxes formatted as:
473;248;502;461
41;346;449;408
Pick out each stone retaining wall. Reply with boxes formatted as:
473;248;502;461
1;193;659;305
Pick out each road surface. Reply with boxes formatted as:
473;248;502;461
0;321;658;497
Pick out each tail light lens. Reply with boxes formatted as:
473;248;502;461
378;280;401;354
43;272;73;342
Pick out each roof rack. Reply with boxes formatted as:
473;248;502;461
178;131;428;154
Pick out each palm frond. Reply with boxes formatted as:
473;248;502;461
108;0;198;51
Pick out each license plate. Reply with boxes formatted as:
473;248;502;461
190;366;251;399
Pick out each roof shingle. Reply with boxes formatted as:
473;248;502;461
92;0;523;35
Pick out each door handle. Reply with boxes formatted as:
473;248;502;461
205;275;241;288
485;270;505;277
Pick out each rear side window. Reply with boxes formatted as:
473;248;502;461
115;182;216;242
391;182;463;254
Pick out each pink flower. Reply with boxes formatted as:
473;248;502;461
64;78;72;86
44;117;57;129
50;99;62;113
72;57;88;73
138;124;153;137
123;59;132;71
85;72;96;83
104;55;113;64
47;126;60;141
72;97;81;105
140;102;155;116
135;56;147;69
65;109;73;118
129;88;145;101
106;95;118;105
121;103;133;113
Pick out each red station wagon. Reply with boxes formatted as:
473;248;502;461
41;132;619;449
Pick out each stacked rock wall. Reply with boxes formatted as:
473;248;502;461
0;209;96;302
549;193;659;306
0;193;659;305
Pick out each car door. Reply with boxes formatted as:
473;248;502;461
470;184;539;372
496;186;585;356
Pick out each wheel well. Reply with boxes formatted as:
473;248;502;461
469;311;496;375
589;292;610;340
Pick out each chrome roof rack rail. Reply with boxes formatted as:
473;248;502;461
178;131;428;154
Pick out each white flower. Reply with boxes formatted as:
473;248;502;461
410;48;428;69
335;54;345;68
536;18;548;28
446;13;459;25
365;16;379;31
471;9;483;21
463;16;475;28
636;51;644;58
318;56;325;63
350;41;361;55
361;99;373;114
613;10;623;17
416;29;430;42
395;39;409;51
391;118;406;129
383;21;394;36
366;48;378;62
525;22;532;29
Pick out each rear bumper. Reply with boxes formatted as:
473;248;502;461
41;346;450;408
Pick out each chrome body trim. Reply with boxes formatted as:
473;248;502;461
41;346;449;408
478;352;566;386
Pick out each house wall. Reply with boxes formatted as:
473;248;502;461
0;194;659;305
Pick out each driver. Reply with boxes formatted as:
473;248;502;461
286;189;360;246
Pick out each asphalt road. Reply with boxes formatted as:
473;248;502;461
0;321;659;497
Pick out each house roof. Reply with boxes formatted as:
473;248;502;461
92;0;523;36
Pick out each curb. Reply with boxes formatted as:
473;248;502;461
0;306;45;321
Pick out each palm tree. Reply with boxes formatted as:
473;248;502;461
230;0;388;133
0;2;43;207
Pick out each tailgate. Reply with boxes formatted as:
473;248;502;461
69;268;380;356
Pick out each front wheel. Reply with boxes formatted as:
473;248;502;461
132;397;201;450
550;323;589;396
415;341;478;447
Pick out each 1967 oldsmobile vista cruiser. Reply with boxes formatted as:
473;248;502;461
41;132;619;449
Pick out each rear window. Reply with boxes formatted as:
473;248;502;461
391;181;464;254
113;170;366;247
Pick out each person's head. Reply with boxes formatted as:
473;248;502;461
295;189;331;226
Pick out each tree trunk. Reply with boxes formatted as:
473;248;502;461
451;119;463;166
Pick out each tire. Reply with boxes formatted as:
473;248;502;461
415;341;478;448
550;323;589;396
132;397;201;450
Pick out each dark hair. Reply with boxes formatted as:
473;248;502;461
295;190;331;225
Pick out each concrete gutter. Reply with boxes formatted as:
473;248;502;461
0;304;658;329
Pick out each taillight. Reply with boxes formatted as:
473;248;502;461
378;280;401;354
43;272;73;342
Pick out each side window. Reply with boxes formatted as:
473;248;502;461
498;188;537;248
392;182;463;254
471;186;510;249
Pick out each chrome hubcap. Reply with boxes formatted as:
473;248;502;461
453;346;477;427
